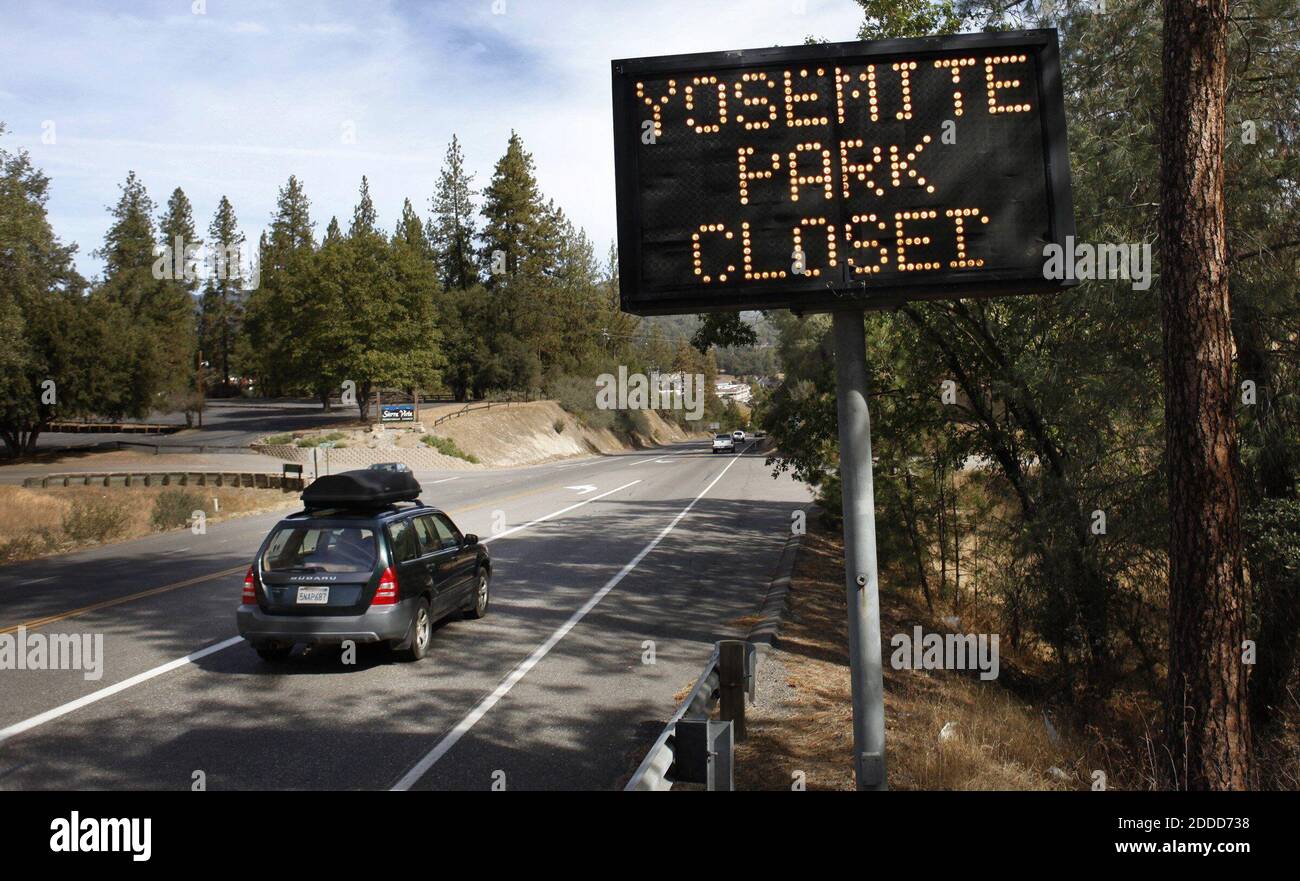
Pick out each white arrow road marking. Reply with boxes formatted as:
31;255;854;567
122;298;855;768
564;484;597;495
390;452;748;791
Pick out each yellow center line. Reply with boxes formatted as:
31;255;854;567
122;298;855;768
0;566;247;636
0;473;650;635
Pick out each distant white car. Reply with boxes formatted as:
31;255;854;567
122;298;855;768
732;430;746;445
712;434;734;454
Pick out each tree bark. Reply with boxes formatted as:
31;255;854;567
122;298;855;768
1159;0;1252;790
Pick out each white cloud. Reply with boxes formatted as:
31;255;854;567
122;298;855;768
1;0;864;280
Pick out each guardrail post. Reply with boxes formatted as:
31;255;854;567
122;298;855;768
671;719;734;791
718;639;747;742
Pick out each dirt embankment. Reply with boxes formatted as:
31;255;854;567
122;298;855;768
428;401;701;467
254;400;707;470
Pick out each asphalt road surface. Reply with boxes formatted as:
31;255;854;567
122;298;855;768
0;440;811;790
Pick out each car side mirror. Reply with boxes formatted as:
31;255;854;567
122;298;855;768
463;533;478;547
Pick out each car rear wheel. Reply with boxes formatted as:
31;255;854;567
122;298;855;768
396;597;432;661
464;569;489;619
255;642;293;662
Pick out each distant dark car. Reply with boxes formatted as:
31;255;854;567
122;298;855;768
236;470;489;662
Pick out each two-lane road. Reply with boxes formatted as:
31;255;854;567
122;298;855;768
0;441;811;790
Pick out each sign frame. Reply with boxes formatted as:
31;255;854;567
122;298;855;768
611;28;1076;316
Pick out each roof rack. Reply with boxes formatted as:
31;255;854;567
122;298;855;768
301;469;423;510
287;500;430;520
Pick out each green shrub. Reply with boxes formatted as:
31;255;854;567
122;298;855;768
294;431;347;448
151;489;205;531
553;418;566;433
263;433;294;445
548;375;614;430
624;409;653;436
421;434;479;463
62;497;130;543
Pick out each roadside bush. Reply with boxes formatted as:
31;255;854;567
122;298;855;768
151;489;205;531
553;418;566;434
619;408;653;438
0;529;59;564
421;434;480;463
62;496;130;543
295;431;347;448
549;375;614;430
263;433;294;445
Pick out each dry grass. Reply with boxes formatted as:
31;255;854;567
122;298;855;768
0;484;298;564
734;517;1101;790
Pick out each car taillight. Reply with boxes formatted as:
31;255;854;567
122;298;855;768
241;567;258;604
372;566;399;606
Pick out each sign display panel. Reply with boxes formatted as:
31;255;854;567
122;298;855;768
611;30;1074;315
380;404;416;423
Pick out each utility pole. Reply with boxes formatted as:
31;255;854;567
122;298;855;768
832;309;887;791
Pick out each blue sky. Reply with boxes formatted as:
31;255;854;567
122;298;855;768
0;0;865;281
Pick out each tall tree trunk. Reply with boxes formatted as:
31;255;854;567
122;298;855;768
1159;0;1252;790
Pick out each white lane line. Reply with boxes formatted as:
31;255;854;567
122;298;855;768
0;636;244;747
0;480;644;746
428;477;460;485
390;446;750;791
481;480;640;544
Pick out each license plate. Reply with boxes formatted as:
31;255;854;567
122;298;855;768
296;586;329;605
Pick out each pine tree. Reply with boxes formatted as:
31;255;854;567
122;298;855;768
157;187;201;418
96;172;188;415
1159;0;1251;790
395;197;434;260
306;179;442;419
200;196;245;394
244;175;315;398
428;135;479;290
350;176;378;237
479;131;554;280
477;133;558;390
98;171;157;289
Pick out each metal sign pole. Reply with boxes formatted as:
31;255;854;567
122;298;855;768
832;309;887;791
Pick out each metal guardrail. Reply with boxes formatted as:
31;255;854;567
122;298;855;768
111;441;254;455
47;421;184;435
625;640;759;791
23;471;304;490
626;509;808;792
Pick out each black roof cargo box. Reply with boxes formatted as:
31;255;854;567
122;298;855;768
302;469;422;509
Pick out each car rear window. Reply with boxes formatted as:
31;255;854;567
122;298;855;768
716;434;730;440
262;524;378;573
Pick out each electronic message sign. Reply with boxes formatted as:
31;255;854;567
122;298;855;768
611;29;1075;315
